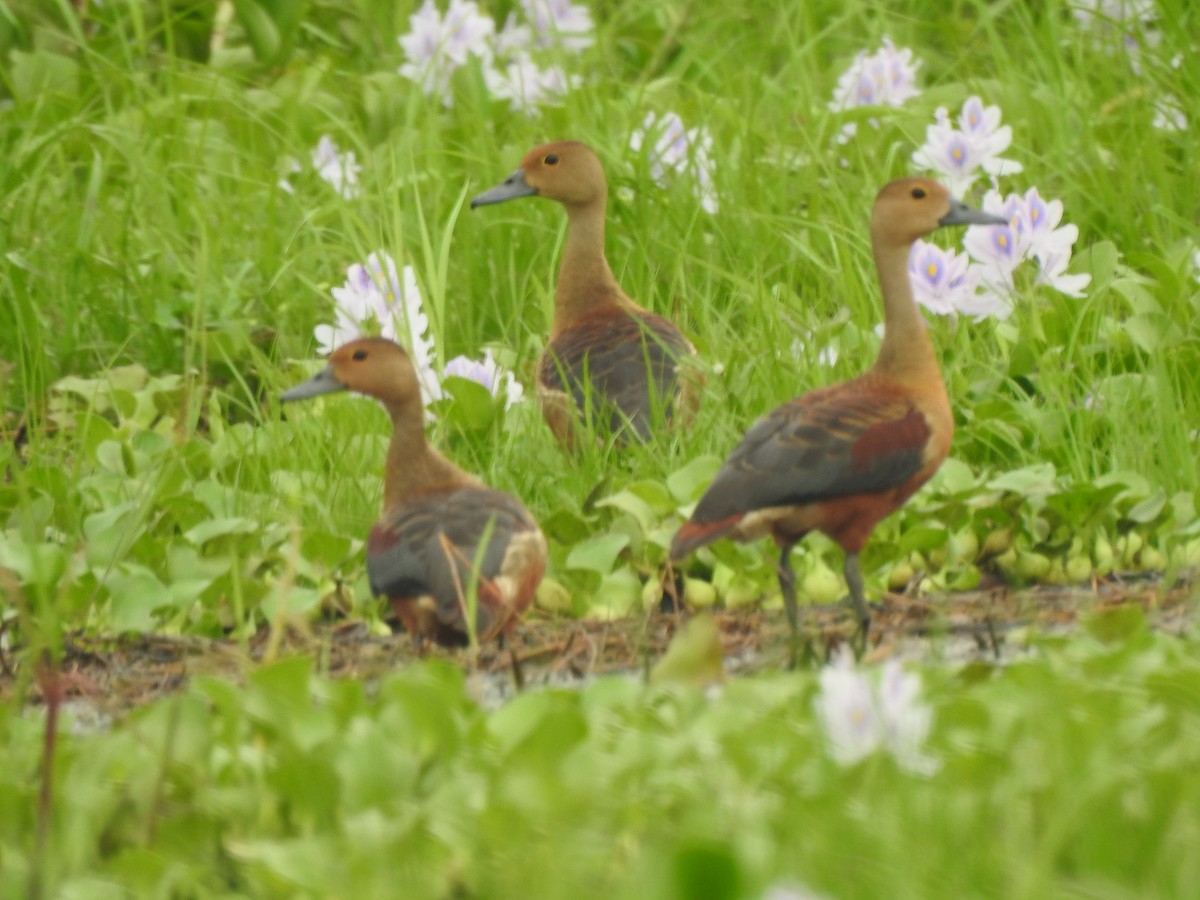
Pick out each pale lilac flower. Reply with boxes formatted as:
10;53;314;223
907;240;982;317
1152;96;1188;132
520;0;593;51
1073;0;1160;70
277;156;302;194
1034;248;1092;298
483;53;573;114
814;647;881;767
828;36;921;112
962;186;1090;313
789;335;839;368
877;660;938;776
398;0;496;107
912;97;1022;196
1193;250;1200;284
630;111;719;214
443;350;525;409
494;13;534;56
316;252;441;402
814;646;938;774
311;135;361;199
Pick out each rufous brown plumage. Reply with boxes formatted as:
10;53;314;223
282;337;547;647
671;178;1006;642
472;140;701;447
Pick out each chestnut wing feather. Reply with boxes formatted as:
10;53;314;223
367;486;538;630
540;311;692;439
689;382;931;525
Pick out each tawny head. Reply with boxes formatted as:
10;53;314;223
281;337;423;410
870;177;1006;247
471;140;607;210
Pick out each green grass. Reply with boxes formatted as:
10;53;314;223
3;619;1200;898
1;0;1199;895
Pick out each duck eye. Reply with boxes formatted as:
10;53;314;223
352;349;368;361
544;153;559;165
911;187;927;199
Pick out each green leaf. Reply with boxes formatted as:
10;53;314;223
435;375;498;432
1125;313;1180;354
988;463;1057;494
106;565;173;632
9;49;80;104
667;455;721;503
184;516;260;546
232;0;282;62
565;532;629;574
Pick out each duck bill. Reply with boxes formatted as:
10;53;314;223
470;169;538;208
939;200;1008;228
281;365;347;402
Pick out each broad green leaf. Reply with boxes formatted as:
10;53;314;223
565;532;629;574
667;455;721;503
184;516;260;546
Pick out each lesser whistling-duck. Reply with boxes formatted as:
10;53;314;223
670;178;1006;644
471;140;701;448
282;337;547;647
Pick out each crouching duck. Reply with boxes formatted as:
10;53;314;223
471;140;701;448
670;179;1006;647
282;337;547;647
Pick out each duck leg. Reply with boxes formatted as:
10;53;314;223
777;544;803;669
843;551;871;644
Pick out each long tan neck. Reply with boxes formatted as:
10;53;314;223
381;397;474;510
869;239;939;385
553;199;632;338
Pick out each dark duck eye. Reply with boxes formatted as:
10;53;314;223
352;349;368;361
544;153;559;165
911;187;926;199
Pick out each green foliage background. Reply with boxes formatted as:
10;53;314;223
0;0;1198;895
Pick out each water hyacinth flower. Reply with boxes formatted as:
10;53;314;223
316;252;524;410
398;0;496;106
398;0;590;111
629;111;719;214
278;136;360;199
1072;0;1160;70
520;0;594;51
483;53;574;115
1152;95;1188;132
828;36;921;144
443;350;525;409
828;36;921;112
813;646;938;775
316;252;441;402
907;239;982;317
912;96;1022;197
311;135;361;199
962;185;1090;315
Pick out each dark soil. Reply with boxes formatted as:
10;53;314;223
3;572;1195;719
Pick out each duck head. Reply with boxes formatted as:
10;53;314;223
282;337;423;409
471;141;607;210
870;177;1007;248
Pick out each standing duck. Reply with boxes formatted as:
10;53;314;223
471;140;701;447
670;178;1005;643
282;337;547;647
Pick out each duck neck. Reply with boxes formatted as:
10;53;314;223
870;239;938;384
381;396;468;510
554;199;629;338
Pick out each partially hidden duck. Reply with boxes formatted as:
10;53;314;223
471;140;701;447
671;179;1006;644
282;337;547;647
